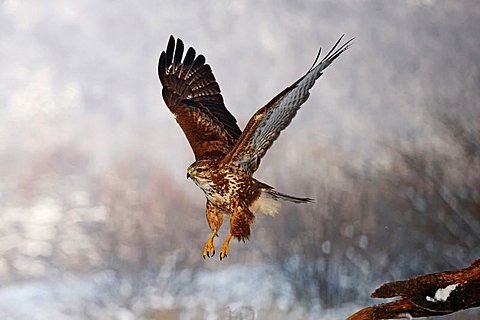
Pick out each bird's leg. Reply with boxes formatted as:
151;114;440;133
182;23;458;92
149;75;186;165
219;202;253;260
203;201;223;259
203;230;217;258
220;233;233;261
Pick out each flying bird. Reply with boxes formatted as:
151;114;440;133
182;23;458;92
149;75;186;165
158;35;352;260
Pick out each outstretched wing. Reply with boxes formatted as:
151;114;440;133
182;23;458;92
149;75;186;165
158;36;242;160
222;36;353;174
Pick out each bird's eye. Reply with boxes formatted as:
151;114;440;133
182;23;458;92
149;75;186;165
197;168;204;173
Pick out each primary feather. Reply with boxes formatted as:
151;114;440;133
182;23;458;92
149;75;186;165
158;36;242;160
222;35;353;174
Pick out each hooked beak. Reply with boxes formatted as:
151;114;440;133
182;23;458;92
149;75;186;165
186;168;192;179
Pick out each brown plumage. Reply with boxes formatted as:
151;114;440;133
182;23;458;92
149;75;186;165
158;35;352;260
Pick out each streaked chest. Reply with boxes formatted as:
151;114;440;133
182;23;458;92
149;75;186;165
199;172;252;206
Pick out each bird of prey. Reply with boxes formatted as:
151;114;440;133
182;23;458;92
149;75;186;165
158;35;352;260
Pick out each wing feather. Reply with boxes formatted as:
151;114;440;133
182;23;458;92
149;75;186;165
222;36;353;173
158;36;242;160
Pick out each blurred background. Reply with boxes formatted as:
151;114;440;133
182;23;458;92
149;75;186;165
0;0;479;319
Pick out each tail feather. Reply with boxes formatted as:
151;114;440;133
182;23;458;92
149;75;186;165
269;190;313;203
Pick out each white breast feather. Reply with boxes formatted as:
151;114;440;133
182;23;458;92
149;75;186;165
249;191;281;216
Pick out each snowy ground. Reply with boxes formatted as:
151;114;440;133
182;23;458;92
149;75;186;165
0;264;360;320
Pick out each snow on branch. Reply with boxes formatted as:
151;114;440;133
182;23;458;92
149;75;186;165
347;259;480;319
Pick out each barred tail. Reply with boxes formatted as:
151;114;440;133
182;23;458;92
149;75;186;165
269;190;313;203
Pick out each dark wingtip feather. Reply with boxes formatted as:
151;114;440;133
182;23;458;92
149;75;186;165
307;35;353;72
158;51;166;82
304;35;353;75
323;34;345;61
184;47;196;66
174;38;184;64
323;35;354;62
166;35;175;65
323;35;344;60
308;47;322;72
194;54;206;67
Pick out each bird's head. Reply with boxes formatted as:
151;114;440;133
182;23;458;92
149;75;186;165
186;160;212;181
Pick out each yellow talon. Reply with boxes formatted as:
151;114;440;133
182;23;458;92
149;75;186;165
220;233;233;261
203;232;216;258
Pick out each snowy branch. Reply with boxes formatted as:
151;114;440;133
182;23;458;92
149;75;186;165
347;259;480;319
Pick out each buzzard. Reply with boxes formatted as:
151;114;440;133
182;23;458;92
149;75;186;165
158;35;352;260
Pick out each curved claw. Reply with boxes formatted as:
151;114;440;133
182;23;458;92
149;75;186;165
202;234;216;259
219;233;233;261
206;250;215;258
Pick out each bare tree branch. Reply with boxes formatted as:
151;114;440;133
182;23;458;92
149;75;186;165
348;259;480;319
